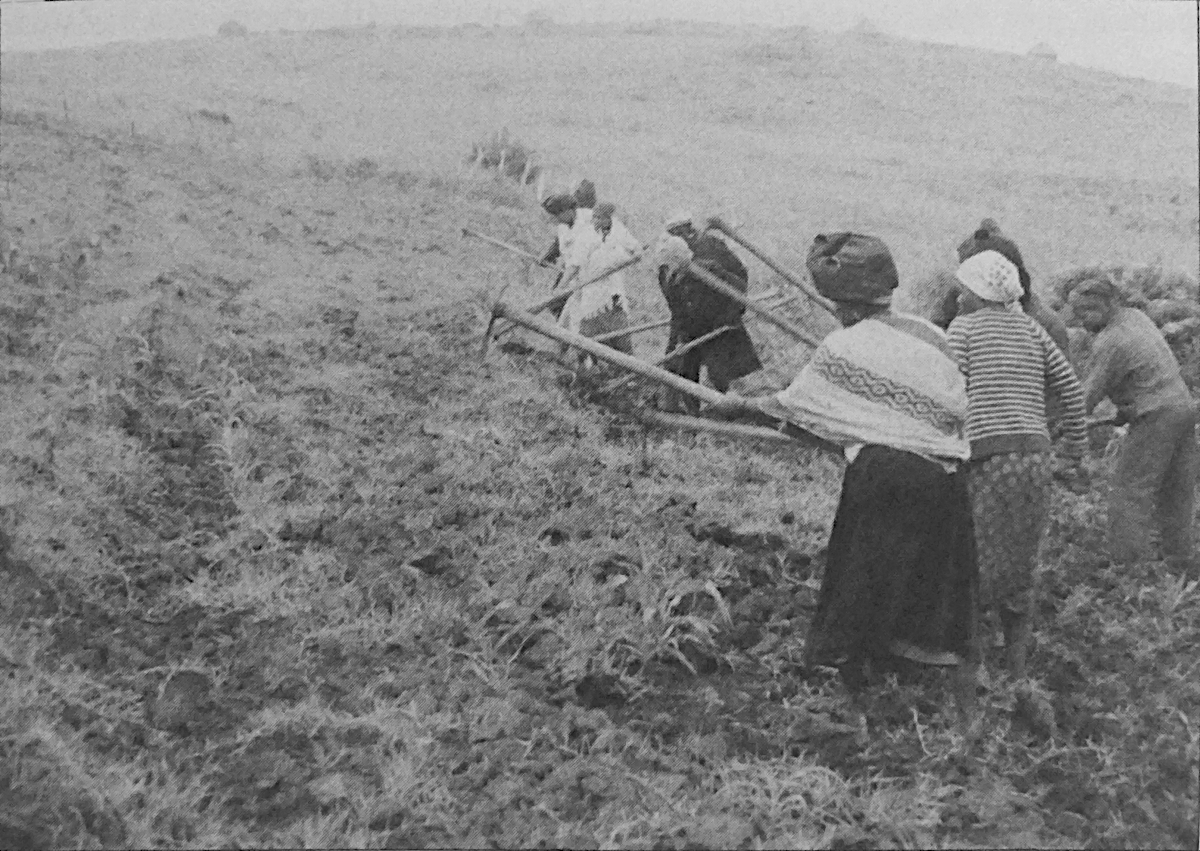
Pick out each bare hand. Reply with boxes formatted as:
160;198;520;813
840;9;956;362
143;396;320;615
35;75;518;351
706;393;750;419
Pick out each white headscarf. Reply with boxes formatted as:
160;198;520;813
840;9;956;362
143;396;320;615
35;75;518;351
955;250;1023;305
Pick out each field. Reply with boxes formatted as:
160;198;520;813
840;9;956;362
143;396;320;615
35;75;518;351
0;20;1197;849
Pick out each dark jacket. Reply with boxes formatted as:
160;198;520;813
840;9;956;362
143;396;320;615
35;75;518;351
658;233;749;341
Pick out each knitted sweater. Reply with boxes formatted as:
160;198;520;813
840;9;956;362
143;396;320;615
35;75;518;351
947;307;1088;460
1083;307;1191;420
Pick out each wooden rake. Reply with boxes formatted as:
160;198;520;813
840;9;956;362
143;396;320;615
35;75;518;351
706;218;839;320
491;298;836;451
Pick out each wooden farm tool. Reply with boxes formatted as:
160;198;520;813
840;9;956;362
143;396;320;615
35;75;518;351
682;260;823;348
491;300;726;405
705;218;839;319
592;316;673;343
635;409;795;446
597;325;737;395
462;227;555;269
483;252;646;354
493;299;838;450
589;288;782;347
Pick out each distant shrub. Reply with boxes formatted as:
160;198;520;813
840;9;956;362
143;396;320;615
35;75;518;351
384;170;423;192
303;154;338;181
464;128;541;186
1047;263;1199;311
197;109;232;125
344;157;379;180
217;20;248;38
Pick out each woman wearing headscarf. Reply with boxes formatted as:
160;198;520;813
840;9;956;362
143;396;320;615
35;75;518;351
540;193;577;294
953;218;1070;354
557;202;641;354
716;233;979;721
947;250;1088;680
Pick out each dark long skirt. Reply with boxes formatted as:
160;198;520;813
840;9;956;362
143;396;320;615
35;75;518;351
804;445;978;680
671;323;762;391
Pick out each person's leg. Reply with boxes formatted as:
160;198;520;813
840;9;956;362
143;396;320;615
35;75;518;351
1156;404;1198;570
1110;412;1176;564
672;347;703;415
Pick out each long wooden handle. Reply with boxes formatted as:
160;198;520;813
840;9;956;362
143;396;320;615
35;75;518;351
599;325;737;394
529;252;644;313
635;408;795;446
488;252;647;344
495;301;837;452
708;221;838;318
462;227;555;269
593;316;672;343
492;300;725;405
683;260;823;348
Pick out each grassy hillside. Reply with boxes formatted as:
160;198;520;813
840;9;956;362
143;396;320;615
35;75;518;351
0;21;1196;850
5;22;1196;281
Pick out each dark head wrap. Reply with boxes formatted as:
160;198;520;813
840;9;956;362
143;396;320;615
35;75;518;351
806;232;899;305
573;179;596;209
541;193;575;216
957;219;1031;302
592;202;615;228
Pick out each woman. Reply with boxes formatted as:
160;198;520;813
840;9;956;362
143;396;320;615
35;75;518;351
539;193;577;294
719;232;979;721
947;250;1088;680
953;218;1070;353
558;202;641;354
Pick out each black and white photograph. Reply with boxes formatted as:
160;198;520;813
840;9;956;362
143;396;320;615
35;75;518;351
0;0;1197;847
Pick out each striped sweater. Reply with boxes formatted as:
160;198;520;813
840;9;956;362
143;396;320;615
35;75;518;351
947;306;1088;460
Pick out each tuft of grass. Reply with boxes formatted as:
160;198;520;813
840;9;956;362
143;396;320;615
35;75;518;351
464;128;540;185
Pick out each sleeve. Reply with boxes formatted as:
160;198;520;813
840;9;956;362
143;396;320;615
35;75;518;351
613;219;642;255
541;237;561;266
945;317;970;376
1081;330;1121;414
1037;323;1088;457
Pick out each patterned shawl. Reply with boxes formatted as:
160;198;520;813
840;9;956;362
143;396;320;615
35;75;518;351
773;313;970;462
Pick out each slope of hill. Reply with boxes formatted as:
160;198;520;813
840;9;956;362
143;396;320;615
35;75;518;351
0;22;1196;850
3;22;1196;284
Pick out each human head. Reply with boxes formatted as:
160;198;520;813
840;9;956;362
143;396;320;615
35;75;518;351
593;202;615;234
957;219;1033;307
954;250;1023;308
574;179;596;209
542;193;576;226
1068;277;1120;333
664;210;696;240
806;232;899;325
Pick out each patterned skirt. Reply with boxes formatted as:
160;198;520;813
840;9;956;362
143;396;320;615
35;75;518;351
966;451;1052;616
804;446;978;672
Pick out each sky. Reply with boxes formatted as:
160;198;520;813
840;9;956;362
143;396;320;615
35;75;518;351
0;0;1197;88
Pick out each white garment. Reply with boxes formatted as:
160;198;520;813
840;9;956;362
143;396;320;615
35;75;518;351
559;218;640;335
773;314;970;463
549;208;592;266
